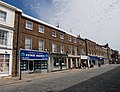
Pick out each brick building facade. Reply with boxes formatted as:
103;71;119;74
0;1;114;78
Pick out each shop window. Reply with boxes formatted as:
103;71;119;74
0;30;8;46
53;57;59;66
0;54;9;74
21;60;28;71
25;37;32;49
0;10;7;21
39;40;44;51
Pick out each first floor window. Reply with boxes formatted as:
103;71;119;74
0;54;9;74
74;47;77;55
60;45;64;53
69;46;72;54
0;30;7;45
25;37;32;49
39;40;44;51
52;43;57;52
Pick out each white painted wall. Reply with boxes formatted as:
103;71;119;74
0;4;15;27
0;3;15;77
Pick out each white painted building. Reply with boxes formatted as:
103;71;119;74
0;1;21;78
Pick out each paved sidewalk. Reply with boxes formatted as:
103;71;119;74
0;64;111;86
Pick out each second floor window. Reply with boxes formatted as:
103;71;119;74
68;36;71;42
26;20;33;30
52;43;57;52
39;26;44;33
0;10;6;21
0;30;7;45
52;31;56;37
39;40;44;51
60;34;64;39
73;37;76;43
25;37;32;49
60;45;64;53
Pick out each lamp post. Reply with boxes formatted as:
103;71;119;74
19;61;22;80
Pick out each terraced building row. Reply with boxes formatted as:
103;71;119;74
0;1;111;78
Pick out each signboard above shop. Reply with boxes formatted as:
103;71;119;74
20;50;49;60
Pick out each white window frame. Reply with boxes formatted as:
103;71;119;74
0;30;8;46
74;47;77;55
52;31;56;37
52;43;57;52
60;34;64;39
0;10;7;21
0;54;9;74
39;26;44;33
39;40;45;51
69;46;72;54
73;37;76;43
68;36;71;42
26;20;33;30
25;37;32;49
60;45;64;53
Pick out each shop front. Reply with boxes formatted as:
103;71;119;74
68;55;80;69
89;56;98;66
20;50;49;74
80;55;89;68
98;57;104;65
50;53;68;71
0;50;12;78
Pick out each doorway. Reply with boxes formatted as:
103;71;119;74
29;61;34;72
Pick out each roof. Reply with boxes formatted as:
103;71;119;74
0;1;22;12
22;13;77;37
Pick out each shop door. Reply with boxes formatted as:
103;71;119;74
29;61;34;71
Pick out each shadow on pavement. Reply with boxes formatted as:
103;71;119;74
59;66;120;92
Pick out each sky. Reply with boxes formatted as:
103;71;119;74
1;0;120;52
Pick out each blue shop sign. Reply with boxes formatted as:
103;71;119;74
20;50;49;60
98;57;104;61
89;56;98;60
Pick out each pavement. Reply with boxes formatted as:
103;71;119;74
0;64;110;86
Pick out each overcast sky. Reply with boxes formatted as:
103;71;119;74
2;0;120;52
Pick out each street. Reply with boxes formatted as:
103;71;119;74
0;64;120;92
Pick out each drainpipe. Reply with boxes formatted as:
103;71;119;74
15;12;21;76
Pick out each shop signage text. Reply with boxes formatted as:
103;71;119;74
20;50;49;60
